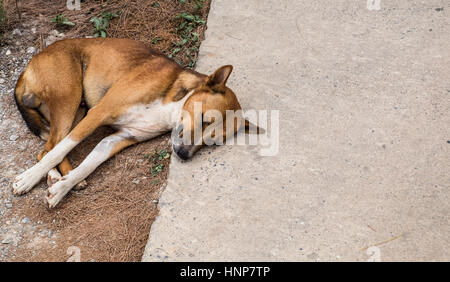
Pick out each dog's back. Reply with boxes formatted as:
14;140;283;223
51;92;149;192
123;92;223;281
14;38;184;140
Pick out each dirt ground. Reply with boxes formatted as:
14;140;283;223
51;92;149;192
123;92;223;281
0;0;210;261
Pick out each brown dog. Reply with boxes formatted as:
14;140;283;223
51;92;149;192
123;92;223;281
13;38;259;207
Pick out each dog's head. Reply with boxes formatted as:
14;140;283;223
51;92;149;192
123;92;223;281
172;65;262;160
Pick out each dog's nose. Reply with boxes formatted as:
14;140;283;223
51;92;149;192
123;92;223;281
173;145;192;160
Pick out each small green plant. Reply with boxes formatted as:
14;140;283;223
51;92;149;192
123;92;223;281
193;0;204;12
152;164;164;177
145;148;171;177
146;149;171;161
158;149;171;160
170;0;206;67
90;11;118;38
51;14;75;26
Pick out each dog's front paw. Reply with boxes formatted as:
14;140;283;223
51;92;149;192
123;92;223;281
45;178;73;208
13;166;45;195
47;169;62;187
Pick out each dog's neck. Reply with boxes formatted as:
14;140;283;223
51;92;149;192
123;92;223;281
163;69;206;104
113;70;201;141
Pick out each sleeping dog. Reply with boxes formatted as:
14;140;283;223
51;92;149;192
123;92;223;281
13;38;259;208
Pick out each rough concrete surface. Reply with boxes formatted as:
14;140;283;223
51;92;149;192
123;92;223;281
143;0;449;261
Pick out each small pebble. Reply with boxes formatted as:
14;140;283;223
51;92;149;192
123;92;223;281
9;135;19;141
5;50;11;55
45;35;57;46
26;47;36;54
50;30;60;37
1;238;12;244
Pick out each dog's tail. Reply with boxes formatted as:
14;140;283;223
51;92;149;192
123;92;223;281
14;72;50;140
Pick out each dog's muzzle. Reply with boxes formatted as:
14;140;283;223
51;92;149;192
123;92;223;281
171;123;197;160
172;144;195;160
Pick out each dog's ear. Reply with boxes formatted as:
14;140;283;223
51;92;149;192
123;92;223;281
244;119;265;134
206;65;233;88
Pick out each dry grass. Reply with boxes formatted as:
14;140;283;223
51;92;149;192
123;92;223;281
13;130;173;262
18;0;210;66
4;0;211;262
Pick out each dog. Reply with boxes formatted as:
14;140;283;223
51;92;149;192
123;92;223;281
12;38;260;208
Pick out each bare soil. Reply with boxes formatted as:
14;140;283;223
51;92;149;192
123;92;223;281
0;0;210;261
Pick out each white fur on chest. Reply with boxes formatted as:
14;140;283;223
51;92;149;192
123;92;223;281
113;93;191;140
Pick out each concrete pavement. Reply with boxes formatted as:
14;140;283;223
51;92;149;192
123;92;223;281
143;0;450;261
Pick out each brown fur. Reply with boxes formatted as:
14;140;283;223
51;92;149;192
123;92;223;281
15;38;257;176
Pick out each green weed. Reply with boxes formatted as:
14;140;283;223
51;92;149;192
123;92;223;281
90;11;118;38
170;0;206;68
152;164;164;177
145;148;171;177
51;14;75;26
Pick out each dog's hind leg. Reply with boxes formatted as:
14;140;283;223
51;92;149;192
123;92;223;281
46;107;89;190
13;106;108;195
35;99;83;189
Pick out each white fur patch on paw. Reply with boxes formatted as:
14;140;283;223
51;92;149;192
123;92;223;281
47;169;62;187
45;178;73;208
13;166;45;195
